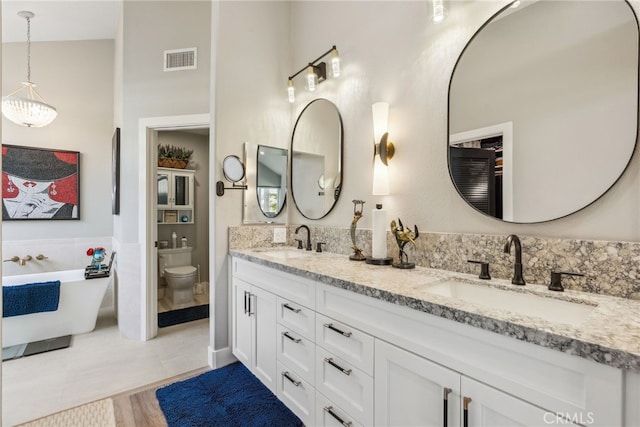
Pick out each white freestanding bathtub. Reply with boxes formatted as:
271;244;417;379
2;269;112;348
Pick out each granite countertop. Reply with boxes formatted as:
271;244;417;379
230;247;640;373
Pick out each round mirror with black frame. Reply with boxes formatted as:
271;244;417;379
290;98;344;220
448;0;639;223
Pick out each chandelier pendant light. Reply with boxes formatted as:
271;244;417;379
2;11;57;128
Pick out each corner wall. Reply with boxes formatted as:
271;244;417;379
213;1;292;351
118;0;211;340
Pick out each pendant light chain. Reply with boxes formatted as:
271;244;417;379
26;13;31;82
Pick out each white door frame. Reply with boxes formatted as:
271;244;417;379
138;113;210;341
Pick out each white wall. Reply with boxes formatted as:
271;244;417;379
118;0;210;340
285;0;640;242
449;1;637;222
2;40;115;240
213;1;291;351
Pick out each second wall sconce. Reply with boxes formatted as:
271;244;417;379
372;102;394;196
288;45;341;103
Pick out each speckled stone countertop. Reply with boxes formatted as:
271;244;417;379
230;247;640;373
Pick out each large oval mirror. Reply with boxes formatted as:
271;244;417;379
256;145;287;218
291;99;343;219
448;0;638;223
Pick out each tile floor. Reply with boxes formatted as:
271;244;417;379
2;308;210;426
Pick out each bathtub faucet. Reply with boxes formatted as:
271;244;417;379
19;255;33;266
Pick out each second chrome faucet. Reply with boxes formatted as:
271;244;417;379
503;234;526;286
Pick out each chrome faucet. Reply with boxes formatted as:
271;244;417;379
503;234;526;285
295;225;312;251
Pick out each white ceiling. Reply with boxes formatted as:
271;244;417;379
2;0;121;43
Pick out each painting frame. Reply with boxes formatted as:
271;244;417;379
112;128;121;215
2;144;80;221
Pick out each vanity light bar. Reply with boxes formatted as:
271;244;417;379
287;45;340;103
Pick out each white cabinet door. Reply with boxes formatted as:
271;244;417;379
461;376;573;427
157;168;194;209
231;277;277;393
251;285;277;393
157;168;195;223
232;278;252;367
375;339;461;427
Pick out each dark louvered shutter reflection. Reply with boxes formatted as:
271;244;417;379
450;147;496;216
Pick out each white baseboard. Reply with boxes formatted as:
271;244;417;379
208;346;236;369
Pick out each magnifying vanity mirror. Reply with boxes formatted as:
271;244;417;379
290;99;343;219
243;142;288;223
216;155;247;197
448;0;639;223
222;155;245;182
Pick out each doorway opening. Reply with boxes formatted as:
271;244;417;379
139;114;210;341
156;128;210;328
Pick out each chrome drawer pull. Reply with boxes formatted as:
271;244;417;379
323;323;352;337
324;406;352;427
282;371;301;387
324;357;352;375
283;303;301;313
282;331;301;343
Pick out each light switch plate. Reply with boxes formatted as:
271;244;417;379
273;227;287;243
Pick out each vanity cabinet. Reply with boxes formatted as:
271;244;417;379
231;276;277;393
231;256;625;427
157;168;194;224
375;339;461;427
375;339;556;427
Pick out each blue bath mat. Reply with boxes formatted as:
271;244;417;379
156;362;302;427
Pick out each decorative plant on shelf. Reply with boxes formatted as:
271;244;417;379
158;144;194;169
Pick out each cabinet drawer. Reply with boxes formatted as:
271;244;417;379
277;324;315;385
277;296;315;341
316;313;374;376
277;362;314;427
316;392;364;427
315;346;374;426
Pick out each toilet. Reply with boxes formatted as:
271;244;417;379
158;247;197;309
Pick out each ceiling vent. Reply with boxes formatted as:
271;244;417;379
164;48;197;72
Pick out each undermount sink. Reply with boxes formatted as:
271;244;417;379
419;279;597;327
254;248;315;260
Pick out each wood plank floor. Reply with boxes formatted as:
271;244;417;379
111;366;209;427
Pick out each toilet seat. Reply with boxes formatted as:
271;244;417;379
164;266;197;277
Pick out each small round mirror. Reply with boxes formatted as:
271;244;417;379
222;155;245;182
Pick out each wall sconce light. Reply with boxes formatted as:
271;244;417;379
432;0;447;24
288;45;341;103
372;102;394;196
